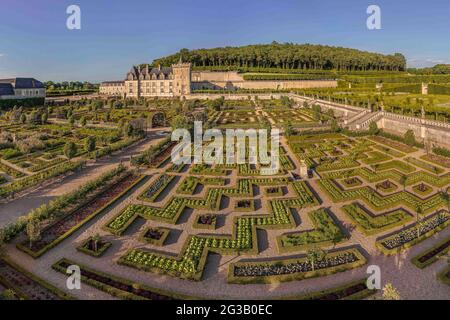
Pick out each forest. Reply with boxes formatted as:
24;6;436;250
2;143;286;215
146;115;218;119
151;42;407;72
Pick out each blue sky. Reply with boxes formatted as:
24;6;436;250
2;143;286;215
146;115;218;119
0;0;449;82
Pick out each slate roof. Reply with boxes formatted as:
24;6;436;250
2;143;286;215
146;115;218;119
0;83;14;96
0;78;45;89
126;65;173;80
101;81;125;85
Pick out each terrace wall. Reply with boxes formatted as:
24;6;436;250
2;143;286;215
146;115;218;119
377;113;450;149
192;79;337;91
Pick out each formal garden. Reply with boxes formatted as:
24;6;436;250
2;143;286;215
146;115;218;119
0;98;449;300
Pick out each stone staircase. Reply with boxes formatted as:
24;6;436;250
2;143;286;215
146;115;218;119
349;111;383;130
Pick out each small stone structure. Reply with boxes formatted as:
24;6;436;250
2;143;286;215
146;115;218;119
299;160;309;179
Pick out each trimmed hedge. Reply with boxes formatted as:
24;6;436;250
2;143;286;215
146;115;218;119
17;173;147;258
0;98;45;109
279;278;376;300
52;258;195;300
0;258;73;300
376;211;450;255
411;235;450;269
227;248;367;284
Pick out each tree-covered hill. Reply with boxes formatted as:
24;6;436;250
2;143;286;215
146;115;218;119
408;64;450;75
152;42;406;72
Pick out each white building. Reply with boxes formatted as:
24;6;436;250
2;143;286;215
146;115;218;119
0;78;46;100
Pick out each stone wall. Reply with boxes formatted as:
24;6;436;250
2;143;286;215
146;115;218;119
377;113;450;149
192;79;337;91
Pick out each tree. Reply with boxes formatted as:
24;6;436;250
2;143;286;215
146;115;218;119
20;113;27;124
91;233;101;252
113;101;123;109
41;112;48;124
80;116;87;127
0;289;16;300
151;43;406;72
330;118;339;132
382;283;401;300
26;219;41;249
306;247;326;272
368;121;379;135
415;205;424;239
68;115;75;126
125;123;134;137
404;130;416;146
170;115;191;131
399;175;407;191
312;105;321;121
85;136;96;152
284;121;294;137
64;142;77;159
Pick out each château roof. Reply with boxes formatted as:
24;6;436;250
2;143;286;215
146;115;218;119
0;78;45;89
126;65;173;80
0;83;14;96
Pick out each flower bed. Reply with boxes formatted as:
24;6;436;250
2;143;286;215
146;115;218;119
190;164;225;176
277;209;346;252
412;183;433;197
340;177;362;188
368;136;416;153
371;144;405;157
280;155;295;170
323;167;450;188
52;258;191;300
17;171;146;258
166;163;186;173
264;186;283;197
193;214;217;230
0;161;25;178
318;178;446;213
342;203;412;235
77;236;112;257
376;211;450;255
0;160;85;198
315;156;359;172
0;258;72;300
420;153;450;169
234;199;255;212
228;248;366;284
405;157;444;174
375;180;397;193
371;160;415;174
361;151;392;165
138;174;174;202
411;235;450;269
139;227;170;246
176;176;225;195
282;278;376;300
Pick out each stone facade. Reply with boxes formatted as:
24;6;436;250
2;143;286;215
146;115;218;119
191;71;337;91
100;67;337;98
99;81;125;96
100;61;191;98
0;78;46;100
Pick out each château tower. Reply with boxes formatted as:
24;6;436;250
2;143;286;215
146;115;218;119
172;56;192;96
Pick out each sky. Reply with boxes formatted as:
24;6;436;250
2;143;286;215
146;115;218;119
0;0;449;82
